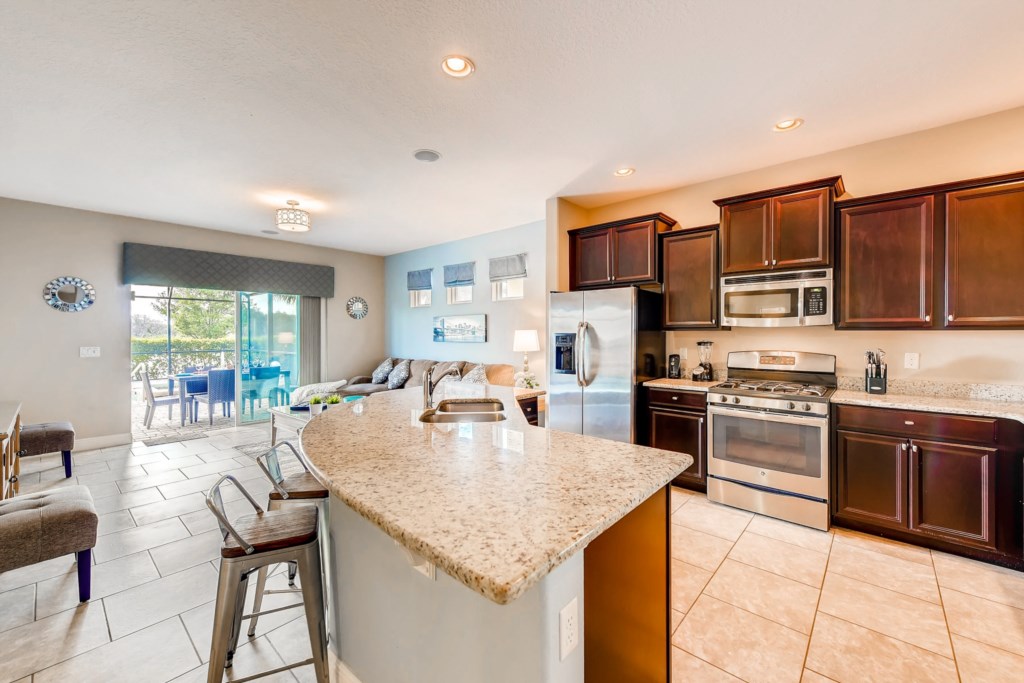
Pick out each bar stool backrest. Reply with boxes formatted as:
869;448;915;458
205;474;264;555
254;442;311;501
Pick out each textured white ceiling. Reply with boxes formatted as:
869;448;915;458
2;1;1024;255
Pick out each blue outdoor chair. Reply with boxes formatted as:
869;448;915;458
194;368;235;425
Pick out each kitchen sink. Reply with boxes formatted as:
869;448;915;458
435;398;505;413
419;410;507;424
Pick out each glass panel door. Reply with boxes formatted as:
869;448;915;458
237;293;300;424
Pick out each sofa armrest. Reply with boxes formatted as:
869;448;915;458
348;375;373;385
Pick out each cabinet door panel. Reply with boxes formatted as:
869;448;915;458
946;180;1024;327
773;188;830;269
663;229;718;328
575;230;612;288
910;439;997;549
721;199;770;274
835;430;908;529
650;408;705;487
838;196;934;328
612;221;656;283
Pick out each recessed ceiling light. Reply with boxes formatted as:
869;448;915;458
260;230;277;235
773;118;804;132
414;149;442;162
613;167;635;177
275;200;311;232
441;55;475;78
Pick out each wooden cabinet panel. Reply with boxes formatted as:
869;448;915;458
721;199;770;274
945;180;1024;327
838;196;934;328
517;396;539;426
649;407;705;488
648;389;706;410
835;404;998;445
773;188;830;269
662;228;718;329
834;430;908;529
910;439;997;549
574;230;612;288
612;221;656;283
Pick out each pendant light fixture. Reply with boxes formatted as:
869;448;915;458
276;200;311;232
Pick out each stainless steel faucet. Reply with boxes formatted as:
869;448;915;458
423;363;460;409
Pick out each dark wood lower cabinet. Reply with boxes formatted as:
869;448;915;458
834;430;908;529
517;396;539;426
639;388;707;491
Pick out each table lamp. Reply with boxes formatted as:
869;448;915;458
512;329;540;374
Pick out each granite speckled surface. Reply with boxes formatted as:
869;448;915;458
832;389;1024;424
642;378;719;392
299;384;691;605
837;376;1024;403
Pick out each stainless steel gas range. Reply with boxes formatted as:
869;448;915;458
706;351;837;531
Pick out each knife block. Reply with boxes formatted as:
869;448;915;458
865;368;887;394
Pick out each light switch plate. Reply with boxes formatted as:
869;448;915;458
904;352;919;370
80;346;101;358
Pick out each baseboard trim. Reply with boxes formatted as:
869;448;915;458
328;648;364;683
76;433;133;451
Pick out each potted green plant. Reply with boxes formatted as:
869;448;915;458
308;395;324;416
325;395;342;406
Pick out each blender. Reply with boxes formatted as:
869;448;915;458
693;340;714;381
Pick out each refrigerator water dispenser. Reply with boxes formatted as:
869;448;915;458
553;333;576;374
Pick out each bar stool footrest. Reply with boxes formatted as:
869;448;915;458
227;658;315;683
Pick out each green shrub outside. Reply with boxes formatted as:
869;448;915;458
131;336;236;377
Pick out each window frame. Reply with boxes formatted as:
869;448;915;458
446;285;474;305
409;289;432;308
491;278;525;302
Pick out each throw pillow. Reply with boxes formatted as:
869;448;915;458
387;359;412;389
371;358;394;384
461;364;488;384
291;380;348;404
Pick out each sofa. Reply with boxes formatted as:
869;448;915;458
342;359;515;397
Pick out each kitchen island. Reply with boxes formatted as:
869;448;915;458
300;383;692;683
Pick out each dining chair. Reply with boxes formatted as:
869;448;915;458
194;368;235;425
245;366;282;416
140;371;179;428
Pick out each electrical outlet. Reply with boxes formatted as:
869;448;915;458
80;346;101;358
679;348;688;361
904;352;920;370
559;596;579;661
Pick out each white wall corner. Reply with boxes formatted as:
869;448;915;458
76;433;133;451
328;648;365;683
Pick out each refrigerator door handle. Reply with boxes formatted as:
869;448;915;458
576;321;589;387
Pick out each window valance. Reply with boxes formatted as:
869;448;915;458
443;262;476;287
407;268;433;291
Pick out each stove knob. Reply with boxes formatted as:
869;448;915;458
803;403;812;412
787;402;796;410
732;397;741;404
718;395;728;402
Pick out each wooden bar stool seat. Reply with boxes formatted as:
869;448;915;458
268;472;328;502
220;506;318;559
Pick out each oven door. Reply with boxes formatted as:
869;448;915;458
707;404;828;499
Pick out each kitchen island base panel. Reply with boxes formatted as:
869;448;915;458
328;498;585;683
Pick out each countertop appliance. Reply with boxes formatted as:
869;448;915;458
693;340;714;381
549;287;664;443
706;350;837;530
721;268;833;327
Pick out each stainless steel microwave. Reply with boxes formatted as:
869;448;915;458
720;269;833;327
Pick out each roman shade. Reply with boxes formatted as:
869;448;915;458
489;253;528;281
443;261;476;287
122;243;334;298
407;268;433;291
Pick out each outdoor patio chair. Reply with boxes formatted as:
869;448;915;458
193;368;235;425
141;370;181;428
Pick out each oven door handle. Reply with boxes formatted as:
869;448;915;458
709;404;827;426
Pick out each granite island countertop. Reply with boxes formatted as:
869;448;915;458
299;383;691;605
832;389;1024;424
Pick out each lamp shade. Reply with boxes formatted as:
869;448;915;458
512;329;540;353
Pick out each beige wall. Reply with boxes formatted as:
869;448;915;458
0;198;385;443
549;106;1024;384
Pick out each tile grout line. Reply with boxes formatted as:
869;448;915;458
930;549;964;682
799;525;834;675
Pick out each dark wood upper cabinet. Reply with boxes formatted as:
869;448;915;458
837;196;935;328
569;214;676;290
945;180;1024;328
720;200;769;274
662;227;719;329
716;177;843;274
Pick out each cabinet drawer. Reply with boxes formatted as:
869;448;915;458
835;405;997;444
648;389;706;410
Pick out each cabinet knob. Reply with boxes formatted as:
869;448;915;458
763;260;769;266
671;396;678;401
901;443;908;451
911;444;919;454
772;259;777;266
924;315;931;322
948;314;954;321
698;417;704;425
904;420;914;426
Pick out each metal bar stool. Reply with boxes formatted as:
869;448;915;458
247;441;330;638
205;474;329;683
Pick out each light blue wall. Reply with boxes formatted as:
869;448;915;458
384;220;547;373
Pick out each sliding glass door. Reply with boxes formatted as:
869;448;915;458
237;293;300;424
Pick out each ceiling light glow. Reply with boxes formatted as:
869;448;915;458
614;167;636;177
441;55;475;78
773;118;804;132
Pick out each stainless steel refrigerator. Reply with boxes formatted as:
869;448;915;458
548;287;664;443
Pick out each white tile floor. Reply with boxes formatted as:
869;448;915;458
0;426;318;683
5;434;1024;682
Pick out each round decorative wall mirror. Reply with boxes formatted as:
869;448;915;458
346;296;368;319
43;276;96;312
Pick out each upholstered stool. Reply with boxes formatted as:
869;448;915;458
0;486;97;601
205;475;329;682
20;422;76;478
247;441;330;638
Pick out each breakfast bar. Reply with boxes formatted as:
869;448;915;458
300;384;692;683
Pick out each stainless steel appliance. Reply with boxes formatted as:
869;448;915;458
706;351;837;530
721;269;833;327
548;287;664;443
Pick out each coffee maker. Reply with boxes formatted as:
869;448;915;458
692;340;714;381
